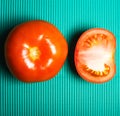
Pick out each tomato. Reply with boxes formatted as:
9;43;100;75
5;20;68;82
74;28;116;83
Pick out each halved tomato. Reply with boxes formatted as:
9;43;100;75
5;20;68;82
74;28;116;83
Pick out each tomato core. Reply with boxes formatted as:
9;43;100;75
29;47;40;61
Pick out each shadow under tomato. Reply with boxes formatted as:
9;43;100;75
0;29;11;72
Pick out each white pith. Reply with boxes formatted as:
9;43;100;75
78;45;111;72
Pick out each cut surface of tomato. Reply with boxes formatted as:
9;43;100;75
5;20;68;82
74;28;116;83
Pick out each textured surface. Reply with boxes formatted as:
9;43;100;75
0;0;120;116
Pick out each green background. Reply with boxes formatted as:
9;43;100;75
0;0;120;116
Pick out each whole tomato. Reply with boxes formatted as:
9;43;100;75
5;20;68;82
74;28;116;83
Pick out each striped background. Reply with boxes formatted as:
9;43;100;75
0;0;120;116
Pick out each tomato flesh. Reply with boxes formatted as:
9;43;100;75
74;28;116;83
5;20;68;82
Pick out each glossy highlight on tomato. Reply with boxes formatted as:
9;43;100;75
5;20;68;82
74;28;116;83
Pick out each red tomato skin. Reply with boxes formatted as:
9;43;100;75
5;20;68;82
74;28;116;83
